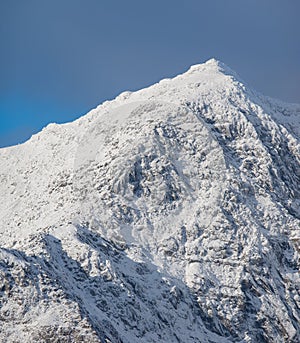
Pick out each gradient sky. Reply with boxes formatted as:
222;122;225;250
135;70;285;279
1;0;299;148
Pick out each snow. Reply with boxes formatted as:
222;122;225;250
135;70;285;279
0;58;299;342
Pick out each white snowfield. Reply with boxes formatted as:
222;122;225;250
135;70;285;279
0;59;299;342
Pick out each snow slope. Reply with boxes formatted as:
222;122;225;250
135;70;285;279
0;59;299;342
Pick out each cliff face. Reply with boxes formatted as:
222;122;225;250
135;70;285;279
0;59;299;342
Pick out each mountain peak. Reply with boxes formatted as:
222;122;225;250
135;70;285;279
185;58;243;84
188;58;222;69
106;59;247;115
0;60;299;342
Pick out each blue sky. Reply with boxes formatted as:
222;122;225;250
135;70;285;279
1;0;299;147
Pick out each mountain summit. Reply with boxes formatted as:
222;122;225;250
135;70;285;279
0;60;299;342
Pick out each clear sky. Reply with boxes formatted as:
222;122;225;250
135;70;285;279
1;0;299;148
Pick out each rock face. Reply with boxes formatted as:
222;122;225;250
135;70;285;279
0;59;299;342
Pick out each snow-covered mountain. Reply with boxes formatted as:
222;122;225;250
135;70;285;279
0;59;299;342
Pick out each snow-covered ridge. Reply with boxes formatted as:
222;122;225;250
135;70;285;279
0;59;299;342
